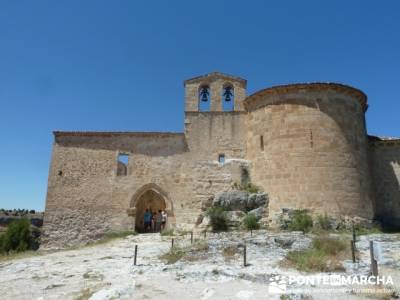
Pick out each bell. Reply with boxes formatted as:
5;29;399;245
223;86;233;102
200;88;209;102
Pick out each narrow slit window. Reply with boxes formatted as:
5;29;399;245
117;153;129;176
260;135;264;151
218;154;225;164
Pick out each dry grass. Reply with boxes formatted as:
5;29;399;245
222;245;239;261
282;235;350;272
159;247;186;264
75;288;96;300
0;250;42;262
66;230;137;251
159;241;209;264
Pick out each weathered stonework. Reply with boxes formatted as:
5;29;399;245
244;84;373;222
42;72;400;247
369;137;400;229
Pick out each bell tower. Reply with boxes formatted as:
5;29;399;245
184;72;247;112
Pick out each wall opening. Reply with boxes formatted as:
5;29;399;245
199;85;210;112
134;190;167;233
260;135;264;151
222;84;234;111
218;154;225;164
117;153;129;176
240;167;250;186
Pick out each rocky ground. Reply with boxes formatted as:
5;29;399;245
0;231;399;300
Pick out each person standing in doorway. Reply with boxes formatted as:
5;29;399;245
156;210;163;232
151;212;156;233
161;210;167;231
143;209;152;233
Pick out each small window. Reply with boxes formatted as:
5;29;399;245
260;135;264;151
218;154;225;164
199;85;210;112
117;153;129;176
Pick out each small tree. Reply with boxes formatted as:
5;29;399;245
206;207;228;232
243;213;260;231
1;218;32;253
287;210;313;233
317;214;332;231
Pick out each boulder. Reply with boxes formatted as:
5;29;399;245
247;193;268;210
213;191;268;212
274;237;295;248
248;207;264;220
213;191;248;211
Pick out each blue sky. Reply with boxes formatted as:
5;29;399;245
0;1;399;211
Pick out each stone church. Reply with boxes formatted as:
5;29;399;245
42;72;400;247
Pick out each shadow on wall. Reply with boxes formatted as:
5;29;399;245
369;138;400;231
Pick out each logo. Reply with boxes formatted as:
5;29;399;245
267;275;394;295
268;275;287;294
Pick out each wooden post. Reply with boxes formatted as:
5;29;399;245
250;229;253;237
351;240;356;263
134;245;138;266
243;244;247;267
369;241;378;276
171;238;174;249
352;222;356;243
190;231;193;244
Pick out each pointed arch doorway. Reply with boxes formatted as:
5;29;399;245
129;184;174;233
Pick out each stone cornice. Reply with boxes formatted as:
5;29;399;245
244;82;368;112
53;131;184;138
184;111;246;115
184;72;247;87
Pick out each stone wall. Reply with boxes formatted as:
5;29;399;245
43;72;399;246
43;110;248;247
244;84;374;223
369;139;400;229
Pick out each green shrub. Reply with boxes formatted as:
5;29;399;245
242;213;260;230
1;218;32;253
287;210;313;233
160;229;174;236
284;235;349;272
232;182;263;193
286;249;327;272
354;224;382;235
312;236;347;255
0;234;4;252
206;207;228;232
317;214;332;231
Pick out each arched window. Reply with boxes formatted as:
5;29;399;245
222;84;234;111
198;85;210;111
